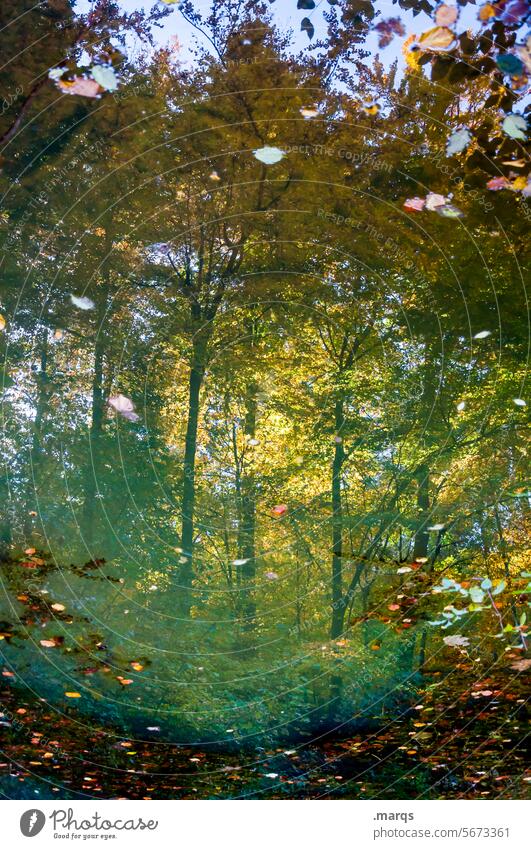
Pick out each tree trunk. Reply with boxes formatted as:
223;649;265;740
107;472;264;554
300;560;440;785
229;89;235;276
237;382;258;632
178;335;207;616
330;396;346;639
413;463;430;561
82;333;105;544
23;332;49;541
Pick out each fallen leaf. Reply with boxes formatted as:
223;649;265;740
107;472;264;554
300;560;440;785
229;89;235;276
374;18;405;49
91;64;119;92
496;53;524;75
70;294;95;310
446;128;471;156
502;114;527;141
418;26;456;51
510;658;531;672
435;4;459;26
253;146;285;165
65;692;81;698
425;192;447;211
301;17;315;40
443;634;470;647
479;3;496;22
58;77;102;98
108;394;140;422
403;197;425;212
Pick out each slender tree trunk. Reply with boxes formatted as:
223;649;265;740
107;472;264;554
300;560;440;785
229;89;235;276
238;382;258;632
328;395;347;724
82;333;105;544
413;463;430;561
23;332;49;541
331;396;346;639
178;334;207;616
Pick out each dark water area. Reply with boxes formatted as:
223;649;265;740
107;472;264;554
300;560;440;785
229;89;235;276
0;1;529;800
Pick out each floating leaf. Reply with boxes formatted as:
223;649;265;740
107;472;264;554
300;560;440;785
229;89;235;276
70;294;95;310
49;66;68;81
91;65;119;92
301;17;315;40
443;634;469;647
469;587;485;603
57;77;102;98
436;202;463;218
510;658;531;672
502;114;527;141
253;146;285;165
65;692;81;698
374;18;405;49
418;27;456;51
446;127;471;156
403;197;425;212
108;394;140;422
435;4;459;26
478;3;496;22
425;192;447;211
486;176;510;191
496;53;524;75
300;107;319;118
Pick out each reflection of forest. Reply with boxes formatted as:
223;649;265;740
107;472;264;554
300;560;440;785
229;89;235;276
0;1;529;799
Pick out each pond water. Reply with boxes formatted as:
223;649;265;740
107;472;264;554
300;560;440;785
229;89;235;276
0;0;529;800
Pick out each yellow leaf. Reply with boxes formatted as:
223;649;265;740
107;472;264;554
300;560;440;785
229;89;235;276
65;692;81;698
479;3;496;22
418;26;456;51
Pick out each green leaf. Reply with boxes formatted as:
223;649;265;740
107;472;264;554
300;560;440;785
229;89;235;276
469;587;485;604
492;580;507;596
